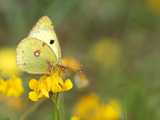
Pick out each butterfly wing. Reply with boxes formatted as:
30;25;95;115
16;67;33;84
16;37;57;74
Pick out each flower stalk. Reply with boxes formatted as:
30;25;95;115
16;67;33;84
51;93;61;120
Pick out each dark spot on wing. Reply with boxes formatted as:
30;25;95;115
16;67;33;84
34;50;40;57
50;40;54;44
42;42;46;47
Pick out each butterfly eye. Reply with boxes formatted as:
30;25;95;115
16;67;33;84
50;40;55;44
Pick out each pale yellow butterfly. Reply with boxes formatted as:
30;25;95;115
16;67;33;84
16;16;61;74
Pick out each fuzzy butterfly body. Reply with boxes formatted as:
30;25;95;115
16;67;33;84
16;16;61;74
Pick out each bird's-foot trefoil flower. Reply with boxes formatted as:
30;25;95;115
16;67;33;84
0;76;24;97
28;68;73;101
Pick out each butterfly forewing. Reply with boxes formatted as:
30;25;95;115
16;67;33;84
29;16;61;61
16;37;57;74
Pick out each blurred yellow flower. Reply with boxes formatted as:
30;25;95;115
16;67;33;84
62;57;81;72
0;76;24;97
28;69;73;101
62;57;89;88
90;38;122;69
73;93;100;118
0;48;20;76
147;0;160;14
71;116;80;120
94;100;122;120
73;93;122;120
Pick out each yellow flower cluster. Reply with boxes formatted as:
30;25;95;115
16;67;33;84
28;70;73;101
72;93;121;120
0;76;24;97
0;48;20;76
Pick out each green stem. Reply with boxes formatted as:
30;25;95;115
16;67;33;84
51;93;61;120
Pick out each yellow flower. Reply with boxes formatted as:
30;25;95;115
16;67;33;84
0;76;24;97
0;79;7;94
73;93;122;120
71;116;80;120
90;38;122;69
0;48;20;76
95;100;121;120
73;93;100;119
62;57;81;72
28;70;73;101
147;0;160;15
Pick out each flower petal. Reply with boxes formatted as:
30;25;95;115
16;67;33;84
28;91;39;101
64;79;73;91
29;79;38;90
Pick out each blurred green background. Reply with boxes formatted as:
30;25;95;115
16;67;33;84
0;0;160;120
